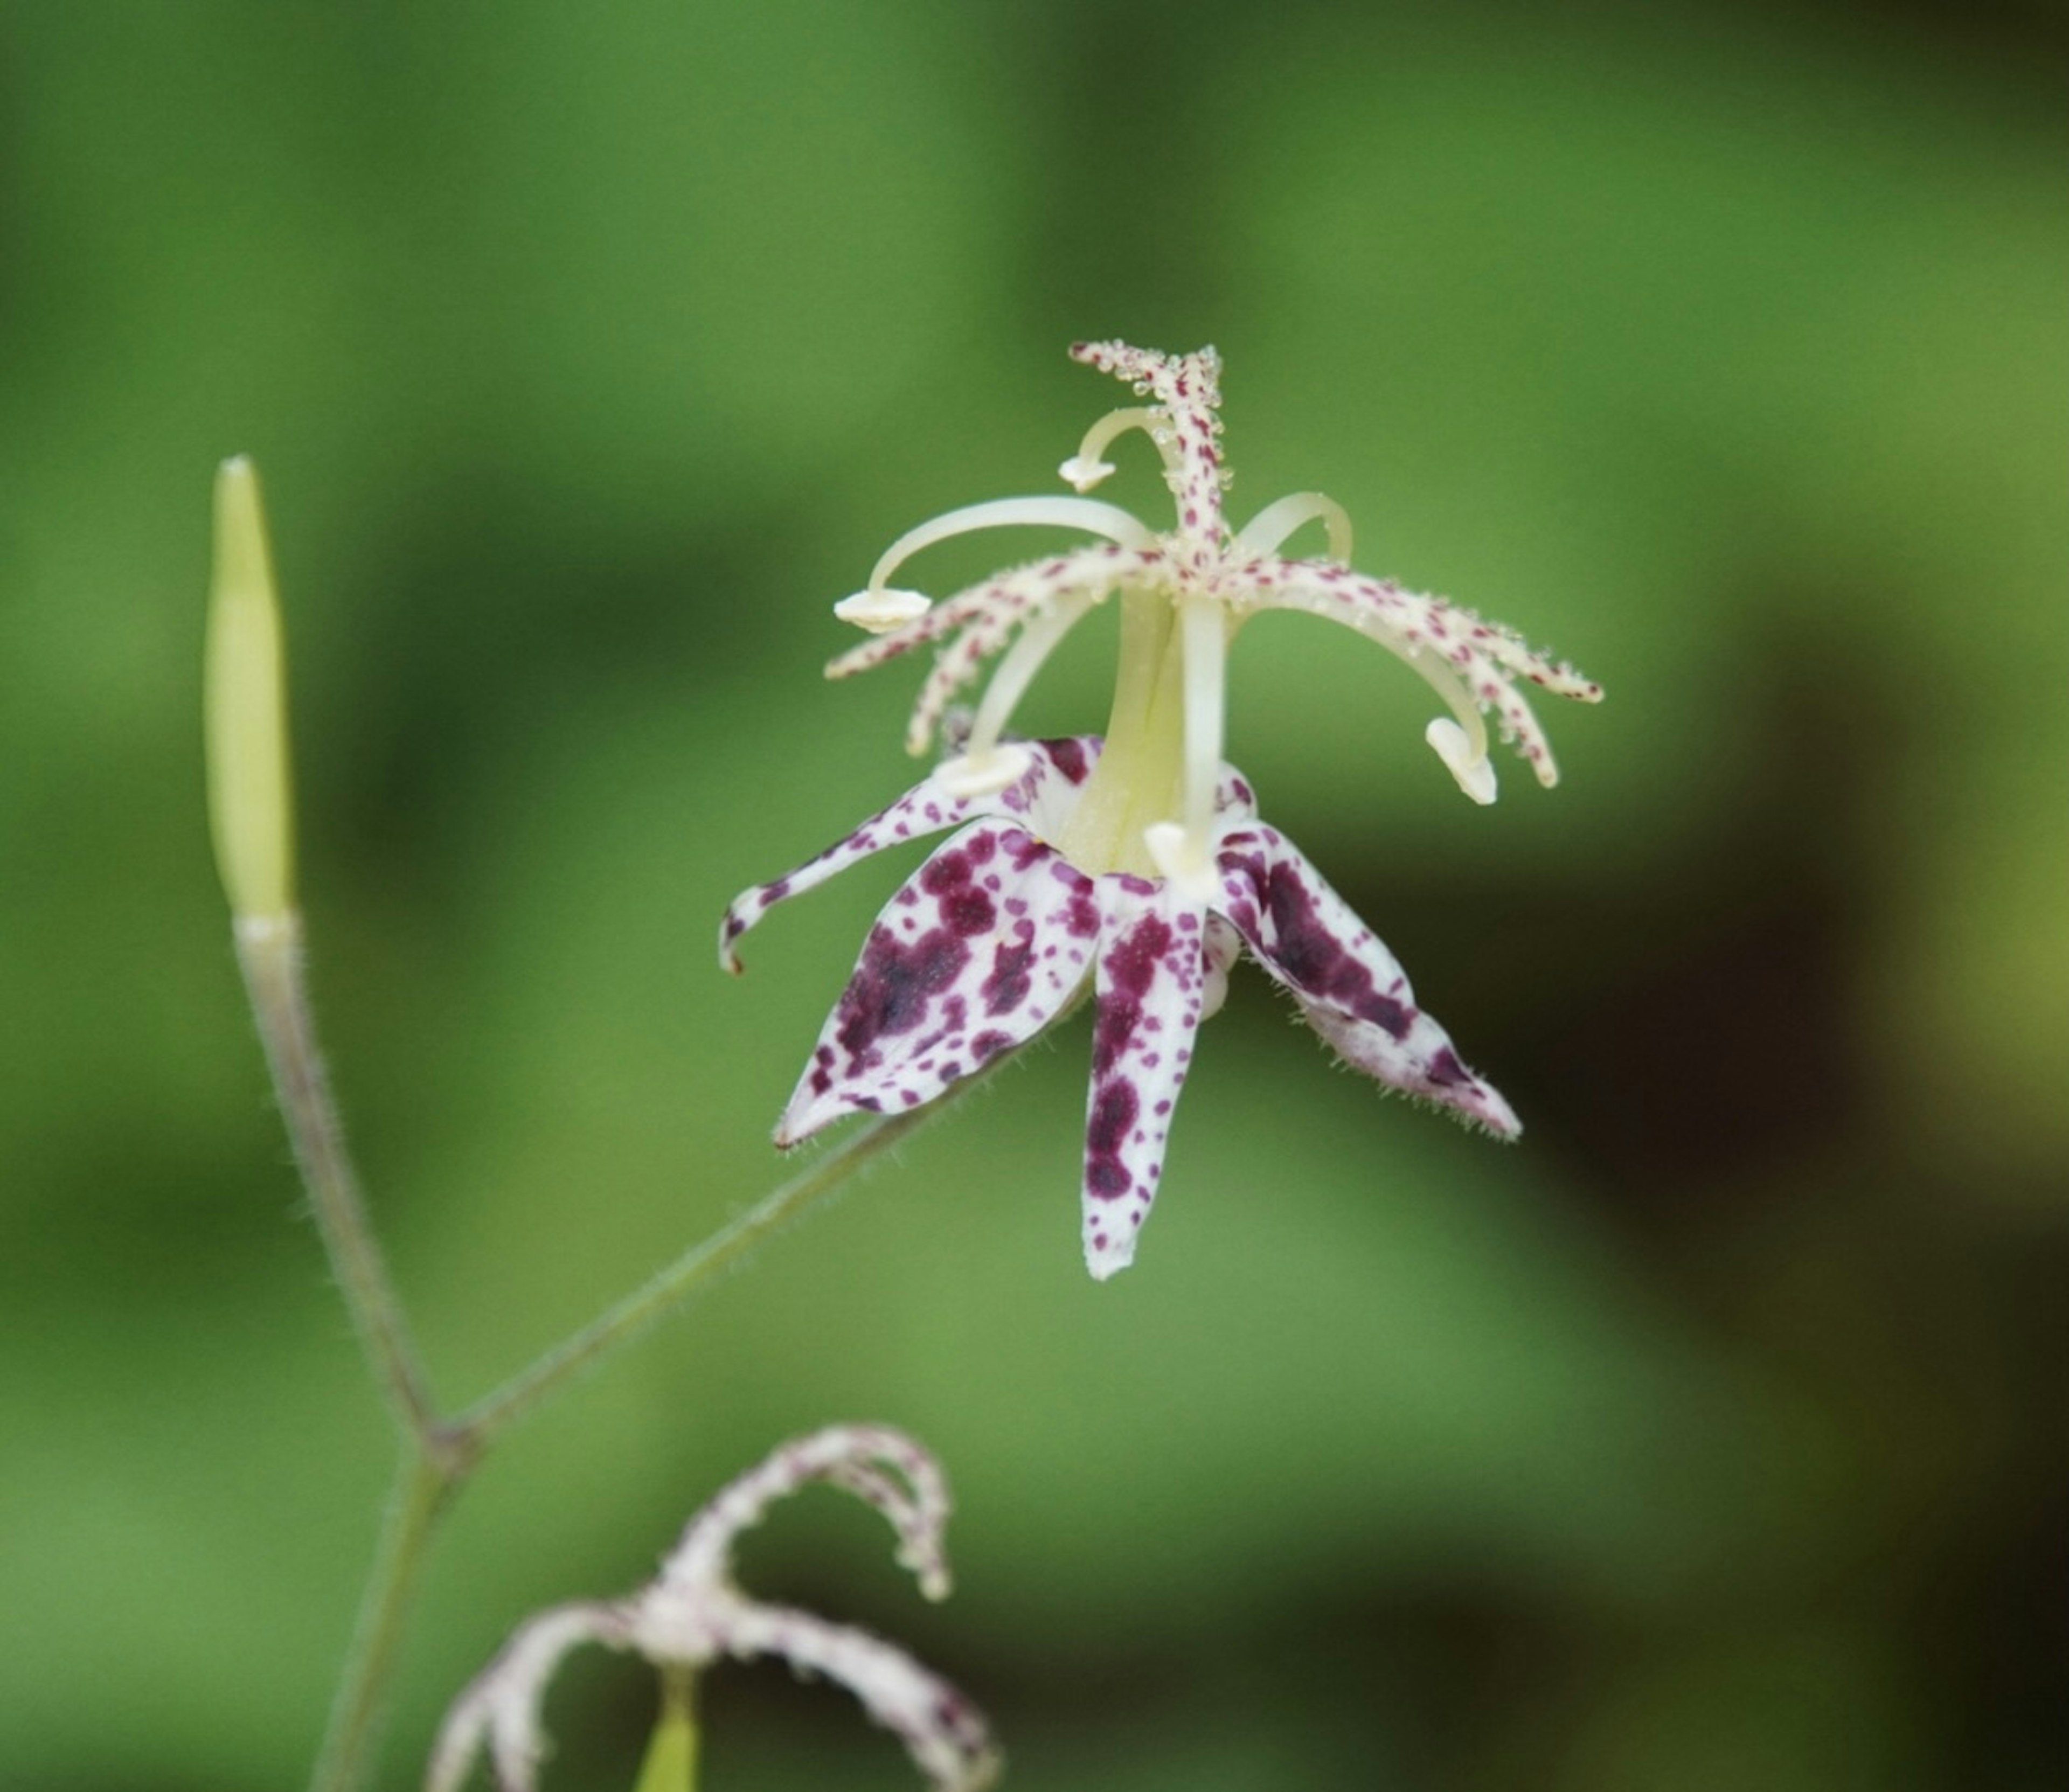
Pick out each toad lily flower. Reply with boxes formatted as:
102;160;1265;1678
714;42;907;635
723;341;1600;1280
427;1425;997;1792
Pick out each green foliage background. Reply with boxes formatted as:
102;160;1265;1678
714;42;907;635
3;2;2066;1787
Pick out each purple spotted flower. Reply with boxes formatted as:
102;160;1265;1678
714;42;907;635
724;341;1601;1280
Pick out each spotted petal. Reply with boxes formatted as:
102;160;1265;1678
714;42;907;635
777;822;1102;1145
721;739;1098;973
1081;878;1210;1280
1213;823;1520;1137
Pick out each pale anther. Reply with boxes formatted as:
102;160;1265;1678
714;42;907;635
933;743;1034;799
836;587;932;633
1426;718;1498;805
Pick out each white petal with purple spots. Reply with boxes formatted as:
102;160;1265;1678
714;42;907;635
1081;878;1209;1281
1212;823;1520;1137
721;737;1101;973
776;821;1102;1146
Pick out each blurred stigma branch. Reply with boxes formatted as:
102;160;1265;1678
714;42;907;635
204;460;1005;1792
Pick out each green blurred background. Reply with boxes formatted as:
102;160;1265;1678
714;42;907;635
4;2;2066;1787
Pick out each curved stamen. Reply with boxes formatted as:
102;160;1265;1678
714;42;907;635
1355;628;1498;803
859;497;1156;603
1058;407;1182;492
1233;491;1353;564
936;588;1101;796
1256;578;1501;801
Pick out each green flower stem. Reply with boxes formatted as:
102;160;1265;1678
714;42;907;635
452;1075;988;1450
236;912;441;1440
309;1445;459;1792
235;897;1024;1792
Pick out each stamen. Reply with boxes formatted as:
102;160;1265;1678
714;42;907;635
1178;595;1227;855
1425;719;1498;805
1142;593;1227;901
1058;407;1181;492
1232;492;1353;564
935;589;1100;795
846;498;1156;625
834;587;931;633
1362;630;1498;801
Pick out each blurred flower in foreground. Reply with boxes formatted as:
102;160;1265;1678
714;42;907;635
428;1426;997;1792
724;342;1600;1279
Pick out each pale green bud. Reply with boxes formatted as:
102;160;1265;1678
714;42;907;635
205;456;295;920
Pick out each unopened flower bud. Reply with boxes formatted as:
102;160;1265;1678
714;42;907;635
205;457;296;920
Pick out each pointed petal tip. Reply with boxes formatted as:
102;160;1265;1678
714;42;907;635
774;1085;857;1151
1084;1241;1136;1282
1083;1213;1142;1281
1448;1078;1522;1140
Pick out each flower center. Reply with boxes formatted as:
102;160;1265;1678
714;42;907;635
1054;583;1227;891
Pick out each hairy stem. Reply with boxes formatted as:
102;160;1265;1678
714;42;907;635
455;1074;990;1447
238;907;1018;1792
309;1446;459;1792
237;912;439;1439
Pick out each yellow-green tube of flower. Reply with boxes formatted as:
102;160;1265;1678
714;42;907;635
631;1670;699;1792
205;456;296;921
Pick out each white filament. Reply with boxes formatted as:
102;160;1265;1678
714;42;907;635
863;497;1156;600
1178;594;1226;855
961;589;1100;767
1359;636;1494;795
1058;406;1181;492
1232;491;1354;564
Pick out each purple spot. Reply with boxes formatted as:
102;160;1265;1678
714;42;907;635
919;845;997;936
1426;1047;1472;1088
980;926;1036;1015
1092;997;1140;1076
1242;856;1412;1039
1106;916;1175;998
919;851;969;895
944;886;995;934
834;925;971;1057
1085;1080;1139;1199
1046;736;1091;784
971;1029;1012;1061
